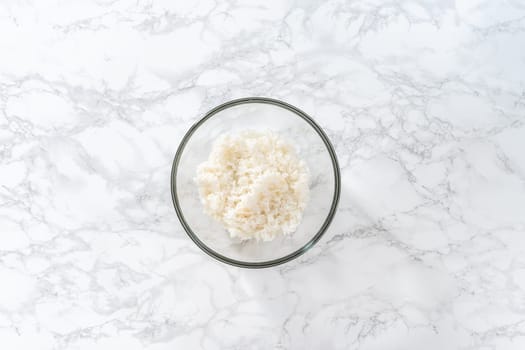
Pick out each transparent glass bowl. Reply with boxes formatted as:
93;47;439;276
171;97;340;268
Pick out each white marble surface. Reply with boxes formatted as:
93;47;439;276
1;0;525;349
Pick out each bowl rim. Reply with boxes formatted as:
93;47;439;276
171;97;341;268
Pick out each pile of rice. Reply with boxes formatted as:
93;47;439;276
196;130;310;241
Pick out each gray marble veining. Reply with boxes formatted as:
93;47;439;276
1;0;525;349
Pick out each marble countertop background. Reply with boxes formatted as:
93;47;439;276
1;0;525;349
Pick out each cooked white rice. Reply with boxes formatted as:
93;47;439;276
196;130;310;241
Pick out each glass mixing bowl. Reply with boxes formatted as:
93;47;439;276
171;97;340;268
